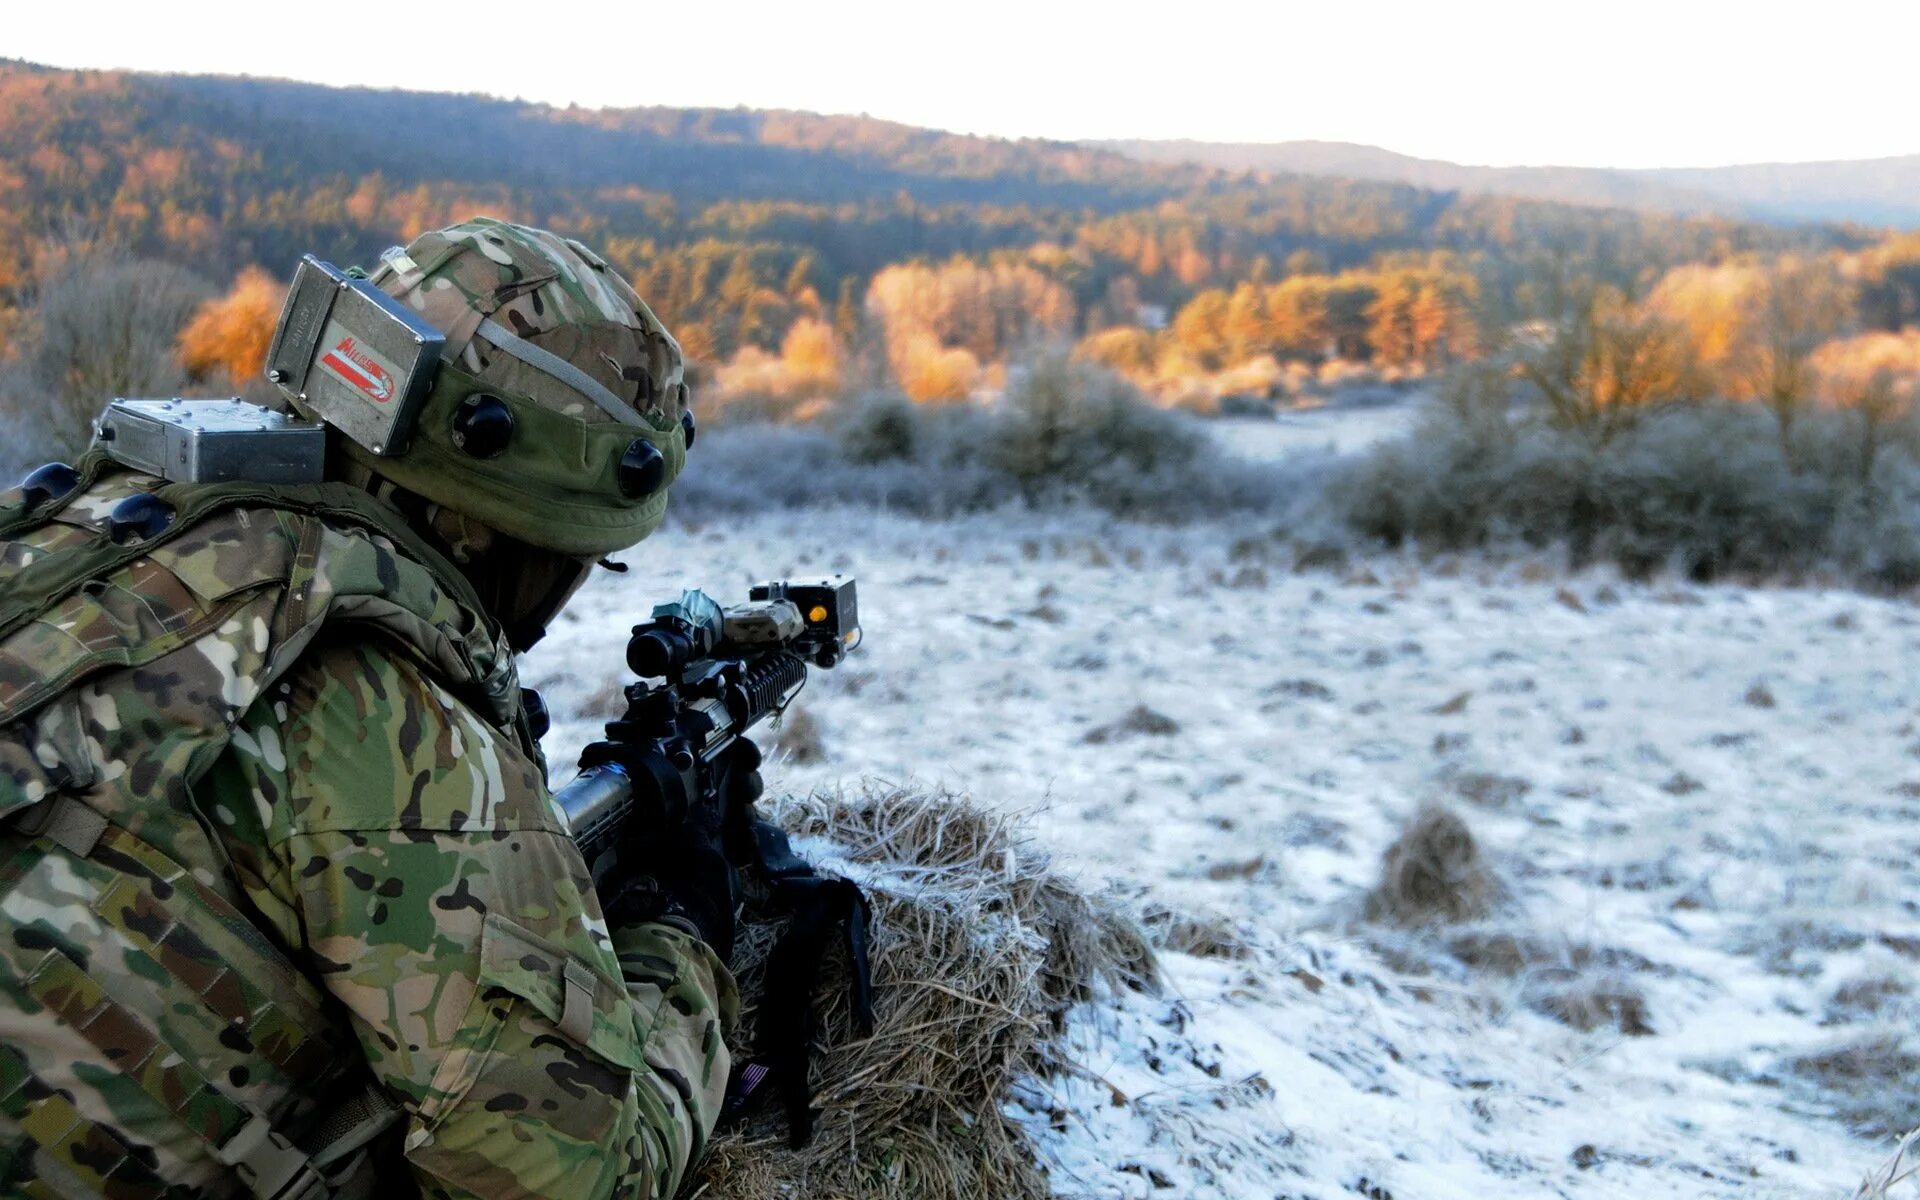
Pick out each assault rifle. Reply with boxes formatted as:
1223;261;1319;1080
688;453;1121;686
553;578;873;1145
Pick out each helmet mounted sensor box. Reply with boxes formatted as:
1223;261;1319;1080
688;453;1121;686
266;255;445;455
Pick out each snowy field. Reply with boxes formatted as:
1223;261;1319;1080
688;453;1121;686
525;477;1918;1197
1208;394;1424;460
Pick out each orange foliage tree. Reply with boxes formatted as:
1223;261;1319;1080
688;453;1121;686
1513;289;1703;444
1811;330;1920;477
866;259;1073;402
178;267;284;386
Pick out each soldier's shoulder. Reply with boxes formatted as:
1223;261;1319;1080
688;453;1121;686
245;637;559;839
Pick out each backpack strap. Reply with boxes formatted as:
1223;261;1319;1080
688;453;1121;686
4;802;399;1199
0;1042;190;1200
9;795;106;858
16;948;325;1200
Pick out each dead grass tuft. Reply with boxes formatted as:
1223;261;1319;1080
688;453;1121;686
1446;928;1657;1036
692;785;1156;1200
1263;678;1336;703
1082;704;1181;744
1530;977;1655;1036
1777;1033;1920;1140
584;676;629;719
1734;917;1868;978
769;706;828;765
1826;974;1913;1026
1447;930;1656;977
1364;805;1501;927
1140;905;1253;960
1451;771;1533;810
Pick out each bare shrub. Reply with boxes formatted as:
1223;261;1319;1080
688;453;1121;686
672;381;1330;524
1511;289;1704;445
1364;805;1500;927
982;348;1208;516
1814;331;1920;480
1742;256;1854;452
695;786;1154;1200
669;421;1004;519
837;391;921;464
1;251;214;468
1334;393;1920;587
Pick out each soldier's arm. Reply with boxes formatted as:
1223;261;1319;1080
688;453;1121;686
207;637;737;1200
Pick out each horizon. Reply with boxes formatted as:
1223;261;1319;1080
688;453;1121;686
14;56;1920;175
13;0;1920;171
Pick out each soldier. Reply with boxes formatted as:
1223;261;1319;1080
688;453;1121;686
0;218;739;1198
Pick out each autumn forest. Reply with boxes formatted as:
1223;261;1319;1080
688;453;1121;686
5;57;1920;466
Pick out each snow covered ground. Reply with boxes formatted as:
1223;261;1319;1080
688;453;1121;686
526;493;1918;1198
1208;394;1425;460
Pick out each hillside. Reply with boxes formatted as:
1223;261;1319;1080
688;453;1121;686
1101;138;1920;227
1099;138;1733;216
0;60;1841;363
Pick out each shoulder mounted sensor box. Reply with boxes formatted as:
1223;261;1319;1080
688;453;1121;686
265;255;444;455
95;398;326;484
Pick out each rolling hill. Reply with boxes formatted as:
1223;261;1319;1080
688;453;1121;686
1100;138;1920;227
0;60;1853;361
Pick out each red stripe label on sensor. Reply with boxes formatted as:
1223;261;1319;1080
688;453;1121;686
318;335;396;404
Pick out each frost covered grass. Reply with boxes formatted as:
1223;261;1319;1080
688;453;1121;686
527;502;1920;1198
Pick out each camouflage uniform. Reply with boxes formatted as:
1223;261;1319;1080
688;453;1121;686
0;220;733;1199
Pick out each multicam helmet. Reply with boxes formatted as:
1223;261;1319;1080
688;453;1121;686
267;217;692;557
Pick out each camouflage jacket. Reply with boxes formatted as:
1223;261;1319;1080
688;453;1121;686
0;460;736;1199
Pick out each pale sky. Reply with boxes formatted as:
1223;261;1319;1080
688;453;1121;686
11;0;1917;169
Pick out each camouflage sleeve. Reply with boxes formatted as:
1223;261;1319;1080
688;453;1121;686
204;636;737;1200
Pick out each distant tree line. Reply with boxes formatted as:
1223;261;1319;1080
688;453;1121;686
0;61;1843;379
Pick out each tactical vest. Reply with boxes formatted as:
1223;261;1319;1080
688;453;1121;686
0;454;529;1200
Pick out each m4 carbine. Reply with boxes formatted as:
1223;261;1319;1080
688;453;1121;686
553;578;873;1145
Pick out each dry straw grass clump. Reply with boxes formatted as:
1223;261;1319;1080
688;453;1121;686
689;785;1156;1200
1364;804;1501;927
1857;1124;1920;1199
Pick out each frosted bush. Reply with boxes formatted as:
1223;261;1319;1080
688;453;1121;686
1333;392;1920;586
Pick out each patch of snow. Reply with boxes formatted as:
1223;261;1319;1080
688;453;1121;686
1208;395;1425;461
